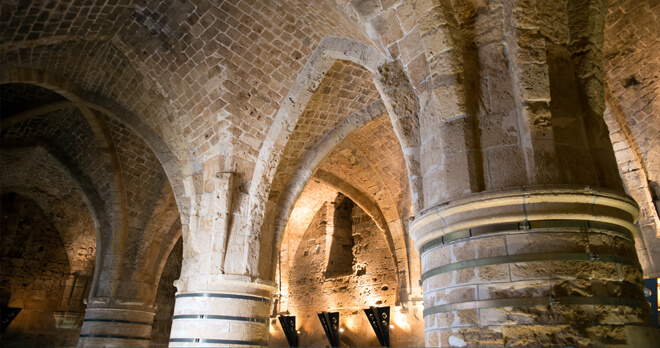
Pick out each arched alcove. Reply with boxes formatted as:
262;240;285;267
0;193;82;347
265;41;424;345
282;192;398;347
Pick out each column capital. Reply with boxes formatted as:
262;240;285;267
411;185;639;252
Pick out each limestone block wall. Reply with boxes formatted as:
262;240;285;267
603;0;660;277
151;238;183;346
0;75;183;347
0;0;659;347
412;188;659;347
0;193;83;347
273;195;424;347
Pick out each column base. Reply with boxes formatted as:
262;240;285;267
78;298;155;347
169;274;276;347
54;311;84;329
411;186;660;347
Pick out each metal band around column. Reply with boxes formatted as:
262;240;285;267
423;296;649;317
169;338;268;346
172;314;267;323
82;318;153;325
79;334;150;341
175;293;269;302
421;252;639;282
419;219;632;254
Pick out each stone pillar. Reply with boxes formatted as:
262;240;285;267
168;275;276;347
55;274;90;329
411;187;659;347
78;298;155;347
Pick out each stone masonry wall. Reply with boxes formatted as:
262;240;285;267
273;195;424;347
0;149;97;276
150;237;182;346
603;0;660;277
0;193;81;347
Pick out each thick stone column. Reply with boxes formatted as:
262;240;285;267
78;298;155;347
411;186;659;347
168;275;276;347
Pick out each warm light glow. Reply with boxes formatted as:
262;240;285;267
296;330;301;335
339;328;344;333
344;314;358;330
391;307;409;331
389;325;394;329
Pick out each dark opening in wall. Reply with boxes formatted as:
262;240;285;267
325;193;355;278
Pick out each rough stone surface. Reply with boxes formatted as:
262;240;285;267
603;0;660;278
1;193;82;348
274;194;424;347
151;238;183;346
1;0;659;346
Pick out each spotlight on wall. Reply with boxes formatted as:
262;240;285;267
363;306;391;347
278;315;298;347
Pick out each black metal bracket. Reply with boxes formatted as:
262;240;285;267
317;311;340;347
278;315;298;347
363;306;390;347
1;307;22;333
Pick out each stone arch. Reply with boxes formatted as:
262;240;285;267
0;142;101;276
0;67;191;214
0;191;80;346
0;67;190;298
250;36;421;212
271;101;388;250
267;99;416;301
2;138;108;239
0;75;126;297
248;36;423;278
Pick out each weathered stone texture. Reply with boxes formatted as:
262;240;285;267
603;0;660;277
320;115;410;221
422;228;656;346
1;0;379;173
0;148;97;275
1;0;660;346
104;115;179;300
1;193;82;348
414;188;659;346
278;195;423;347
151;238;183;346
2;104;111;218
268;60;380;203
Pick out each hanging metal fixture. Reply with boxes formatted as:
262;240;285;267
363;306;391;347
278;315;298;347
317;311;340;347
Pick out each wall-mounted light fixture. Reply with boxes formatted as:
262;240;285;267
363;306;390;347
318;311;340;347
278;315;298;347
1;307;21;333
643;278;659;328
